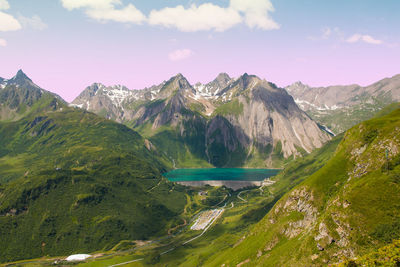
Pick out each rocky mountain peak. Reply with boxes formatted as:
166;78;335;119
286;81;310;92
7;69;34;86
229;73;261;92
13;69;32;82
211;73;231;88
161;73;193;95
0;70;66;120
2;69;45;93
76;83;104;99
214;72;231;84
174;73;185;79
239;73;260;83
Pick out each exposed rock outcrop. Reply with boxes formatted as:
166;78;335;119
72;73;331;167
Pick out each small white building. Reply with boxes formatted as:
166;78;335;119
66;254;91;262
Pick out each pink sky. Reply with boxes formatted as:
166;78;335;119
1;0;399;102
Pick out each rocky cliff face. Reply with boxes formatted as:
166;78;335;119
72;73;330;168
285;74;400;133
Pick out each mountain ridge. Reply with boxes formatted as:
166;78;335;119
0;70;66;121
286;73;400;133
71;72;331;168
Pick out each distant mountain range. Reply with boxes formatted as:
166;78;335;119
286;74;400;133
71;73;331;168
2;70;400;168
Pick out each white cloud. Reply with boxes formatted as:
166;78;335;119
0;0;9;10
149;3;242;32
230;0;279;30
61;0;119;10
61;0;279;32
85;4;145;23
0;38;6;46
346;34;383;45
0;11;22;31
168;49;193;61
18;15;47;30
149;0;279;32
61;0;145;24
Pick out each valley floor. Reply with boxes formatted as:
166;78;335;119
2;184;272;267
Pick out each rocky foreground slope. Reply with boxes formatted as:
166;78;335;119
72;73;331;168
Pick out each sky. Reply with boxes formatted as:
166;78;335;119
0;0;399;102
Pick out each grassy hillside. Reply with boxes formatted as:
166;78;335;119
337;239;400;266
307;99;393;134
204;108;400;266
0;106;188;262
41;132;340;266
135;113;213;169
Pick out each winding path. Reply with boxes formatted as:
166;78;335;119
237;190;250;202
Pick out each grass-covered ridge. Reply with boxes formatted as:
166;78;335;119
212;99;244;118
0;106;188;263
201;108;400;266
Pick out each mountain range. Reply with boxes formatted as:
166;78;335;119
286;74;400;133
71;72;331;168
1;70;400;265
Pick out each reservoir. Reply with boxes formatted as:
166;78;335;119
163;168;280;190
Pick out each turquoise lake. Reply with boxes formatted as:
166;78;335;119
163;168;280;181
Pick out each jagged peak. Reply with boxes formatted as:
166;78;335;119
89;82;105;88
286;81;310;89
75;83;104;99
215;72;231;80
210;72;232;86
293;81;305;86
235;73;262;87
239;73;261;81
166;73;191;88
9;69;32;83
173;73;186;80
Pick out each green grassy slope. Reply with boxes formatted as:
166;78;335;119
135;114;212;169
0;107;188;263
205;108;400;266
308;98;394;134
0;111;344;267
337;239;400;266
71;135;341;267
